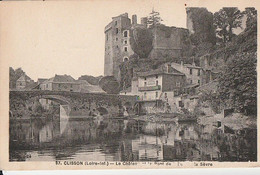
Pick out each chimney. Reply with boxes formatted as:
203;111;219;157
192;57;196;66
167;64;171;73
132;14;137;25
180;61;184;71
141;17;148;28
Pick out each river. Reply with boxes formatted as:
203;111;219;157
9;115;256;162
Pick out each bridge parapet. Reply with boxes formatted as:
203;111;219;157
9;90;137;118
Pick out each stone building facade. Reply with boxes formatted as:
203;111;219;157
40;74;81;92
170;62;202;85
16;74;34;90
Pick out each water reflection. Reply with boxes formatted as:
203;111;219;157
9;117;257;162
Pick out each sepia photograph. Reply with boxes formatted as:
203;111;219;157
0;0;259;170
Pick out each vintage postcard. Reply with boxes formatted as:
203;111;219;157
0;0;259;170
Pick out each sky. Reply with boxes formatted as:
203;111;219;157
0;0;249;81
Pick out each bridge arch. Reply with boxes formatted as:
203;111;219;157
40;95;70;105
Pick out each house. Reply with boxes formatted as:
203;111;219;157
137;64;186;101
170;61;202;85
16;74;34;90
37;78;48;85
133;64;186;114
39;74;81;92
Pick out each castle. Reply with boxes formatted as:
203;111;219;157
104;8;214;81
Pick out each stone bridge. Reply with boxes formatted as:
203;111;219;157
9;90;137;118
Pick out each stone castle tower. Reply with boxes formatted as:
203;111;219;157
104;13;133;80
104;13;149;81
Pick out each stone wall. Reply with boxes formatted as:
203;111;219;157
9;90;137;118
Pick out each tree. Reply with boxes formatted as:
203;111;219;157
129;27;153;58
187;8;216;46
217;52;257;112
99;76;120;94
147;9;163;28
242;7;257;32
214;8;243;43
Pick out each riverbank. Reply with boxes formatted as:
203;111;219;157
198;112;257;130
131;113;195;123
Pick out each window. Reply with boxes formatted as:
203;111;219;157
59;84;61;88
144;92;147;99
198;80;200;84
144;77;147;80
197;69;200;76
165;93;167;98
174;90;179;97
116;28;119;34
106;34;108;41
156;75;158;79
144;82;147;86
123;57;129;62
71;84;73;88
176;82;180;87
179;101;184;107
190;80;193;84
124;31;128;37
115;21;117;26
116;45;119;48
124;40;127;44
156;80;158;86
156;92;158;98
190;69;192;75
116;38;118;41
124;47;128;52
46;84;48;88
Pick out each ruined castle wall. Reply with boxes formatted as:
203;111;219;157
149;26;192;60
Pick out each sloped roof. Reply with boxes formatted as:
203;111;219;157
37;78;48;83
80;85;105;93
24;82;38;90
76;79;91;85
184;83;200;89
184;64;202;69
47;74;76;83
137;66;185;77
17;74;32;82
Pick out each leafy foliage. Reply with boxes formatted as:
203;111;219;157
243;7;257;32
213;8;243;43
188;8;216;46
147;10;163;28
217;52;257;111
99;76;120;94
129;27;153;58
